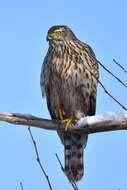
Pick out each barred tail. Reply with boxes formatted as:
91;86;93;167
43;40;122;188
64;133;88;182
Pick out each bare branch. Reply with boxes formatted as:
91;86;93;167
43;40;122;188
0;113;58;130
113;59;127;73
97;79;127;111
55;154;79;190
20;182;24;190
28;126;53;190
55;153;65;172
96;58;127;88
0;112;127;134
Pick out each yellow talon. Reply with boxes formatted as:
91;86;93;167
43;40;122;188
58;109;77;131
61;115;77;131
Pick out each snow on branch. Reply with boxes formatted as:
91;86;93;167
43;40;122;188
0;112;127;134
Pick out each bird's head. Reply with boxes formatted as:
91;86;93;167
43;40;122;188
47;25;77;42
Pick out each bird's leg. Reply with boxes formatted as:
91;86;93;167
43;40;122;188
58;108;66;120
61;113;77;131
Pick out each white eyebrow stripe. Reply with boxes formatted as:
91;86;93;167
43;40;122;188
54;28;63;32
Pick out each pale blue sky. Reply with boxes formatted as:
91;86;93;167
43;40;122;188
0;0;127;189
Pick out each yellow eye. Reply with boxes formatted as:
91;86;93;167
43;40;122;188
55;31;61;37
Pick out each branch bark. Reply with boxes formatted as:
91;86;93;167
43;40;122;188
0;112;127;134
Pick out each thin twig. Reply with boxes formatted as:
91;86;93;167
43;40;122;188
20;182;24;190
113;59;127;73
96;58;127;88
55;153;64;172
55;153;79;190
98;78;127;111
28;125;53;190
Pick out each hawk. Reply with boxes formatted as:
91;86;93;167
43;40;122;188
40;25;99;182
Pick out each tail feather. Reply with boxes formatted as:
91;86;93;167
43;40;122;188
64;133;88;182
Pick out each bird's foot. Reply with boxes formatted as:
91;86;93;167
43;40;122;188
61;115;77;131
58;109;77;131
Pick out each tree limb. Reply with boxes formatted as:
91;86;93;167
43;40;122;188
0;112;127;134
96;58;127;88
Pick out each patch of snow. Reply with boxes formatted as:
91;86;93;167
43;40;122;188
77;111;127;126
2;112;13;116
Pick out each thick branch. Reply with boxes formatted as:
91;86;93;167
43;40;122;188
0;112;127;134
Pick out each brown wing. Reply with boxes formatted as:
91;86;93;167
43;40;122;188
69;40;99;116
86;44;99;115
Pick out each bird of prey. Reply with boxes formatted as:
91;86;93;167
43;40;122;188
40;25;99;182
